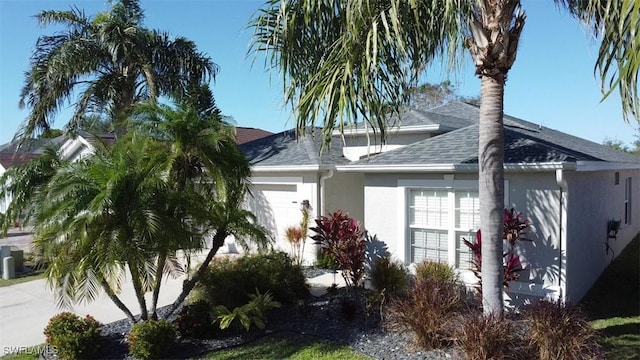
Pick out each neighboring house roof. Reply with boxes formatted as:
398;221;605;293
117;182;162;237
241;128;349;167
0;135;68;169
0;152;40;169
235;127;273;145
348;102;640;167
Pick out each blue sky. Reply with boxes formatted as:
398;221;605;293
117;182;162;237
1;0;638;146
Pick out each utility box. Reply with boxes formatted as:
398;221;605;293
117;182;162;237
3;256;15;280
10;248;24;273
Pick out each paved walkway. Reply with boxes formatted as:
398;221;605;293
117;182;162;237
0;267;343;353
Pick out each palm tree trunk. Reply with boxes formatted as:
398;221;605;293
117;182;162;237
149;253;167;320
478;74;506;317
165;229;227;317
100;278;137;323
129;262;149;321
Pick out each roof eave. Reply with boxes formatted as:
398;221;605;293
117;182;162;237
575;161;640;171
332;124;442;136
335;162;576;173
250;165;330;172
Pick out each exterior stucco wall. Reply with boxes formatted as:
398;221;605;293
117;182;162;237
363;171;563;301
563;169;640;302
323;172;365;223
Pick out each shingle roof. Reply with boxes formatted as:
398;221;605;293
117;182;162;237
0;152;40;169
342;108;474;133
351;102;640;166
241;128;349;167
235;127;273;145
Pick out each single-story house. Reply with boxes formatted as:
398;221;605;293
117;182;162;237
240;101;639;304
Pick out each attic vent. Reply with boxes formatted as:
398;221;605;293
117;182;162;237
615;172;620;185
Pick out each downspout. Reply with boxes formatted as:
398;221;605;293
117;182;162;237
319;169;335;216
555;169;568;302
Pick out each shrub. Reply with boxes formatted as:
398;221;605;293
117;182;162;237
43;312;102;360
369;254;408;298
174;300;217;339
524;299;602;360
215;290;281;331
311;210;366;290
128;319;177;360
195;252;309;310
387;278;466;349
455;313;524;360
315;250;338;270
414;260;457;284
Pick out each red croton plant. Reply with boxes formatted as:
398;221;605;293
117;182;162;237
464;208;531;292
310;210;366;291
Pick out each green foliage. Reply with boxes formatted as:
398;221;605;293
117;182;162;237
174;300;217;339
388;278;466;350
127;319;177;360
43;312;102;360
215;290;281;332
314;250;338;270
195;252;309;310
455;314;524;360
524;300;602;360
414;260;457;284
311;210;366;290
369;254;408;298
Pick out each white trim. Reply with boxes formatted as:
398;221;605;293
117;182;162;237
337;162;576;173
251;165;323;172
576;161;640;171
398;179;478;189
333;124;442;136
251;176;303;185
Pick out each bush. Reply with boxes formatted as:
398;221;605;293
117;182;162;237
455;313;525;360
43;312;102;360
315;250;338;270
195;252;309;310
311;210;366;289
414;260;458;284
128;319;177;360
369;255;408;298
215;290;281;332
387;278;466;349
524;299;602;360
174;300;217;339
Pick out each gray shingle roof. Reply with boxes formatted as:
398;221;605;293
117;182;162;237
241;128;349;167
350;102;640;166
342;108;474;133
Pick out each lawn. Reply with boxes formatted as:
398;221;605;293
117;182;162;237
202;332;371;360
581;232;640;360
0;269;44;287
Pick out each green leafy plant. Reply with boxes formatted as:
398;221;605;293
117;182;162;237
314;250;339;270
215;290;281;331
463;208;530;293
455;313;524;360
525;299;602;360
195;252;309;310
387;278;466;350
43;312;102;360
174;300;217;339
127;319;177;360
311;210;366;291
370;254;408;298
414;260;458;284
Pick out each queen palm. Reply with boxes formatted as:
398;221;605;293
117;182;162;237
250;0;639;316
18;0;216;140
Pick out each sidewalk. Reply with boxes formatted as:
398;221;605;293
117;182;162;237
0;269;343;353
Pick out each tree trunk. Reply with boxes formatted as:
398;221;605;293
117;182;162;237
129;262;149;321
149;253;167;320
164;229;227;318
478;74;506;317
100;278;137;324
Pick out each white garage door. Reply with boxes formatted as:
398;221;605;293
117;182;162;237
251;184;302;248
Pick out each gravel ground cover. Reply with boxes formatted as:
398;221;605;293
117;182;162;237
88;267;455;359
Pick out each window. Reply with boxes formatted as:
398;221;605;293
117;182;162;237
625;177;632;225
615;172;620;185
408;189;479;268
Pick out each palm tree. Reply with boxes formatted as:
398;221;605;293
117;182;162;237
250;0;639;316
18;0;216;140
0;148;66;234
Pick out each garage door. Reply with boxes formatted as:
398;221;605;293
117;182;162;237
249;184;301;249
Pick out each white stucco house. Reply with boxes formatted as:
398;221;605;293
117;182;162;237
240;101;640;304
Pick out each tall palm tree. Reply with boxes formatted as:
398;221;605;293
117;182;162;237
18;0;216;140
250;0;639;316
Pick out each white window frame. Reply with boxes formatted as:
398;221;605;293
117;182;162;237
398;178;510;268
